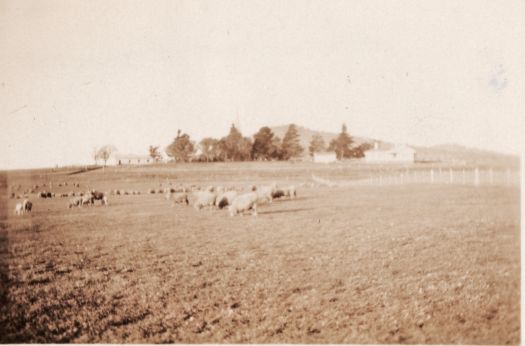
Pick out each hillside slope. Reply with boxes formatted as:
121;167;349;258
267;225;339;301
266;124;518;166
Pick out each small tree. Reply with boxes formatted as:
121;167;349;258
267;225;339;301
166;129;195;162
281;124;304;160
149;145;162;162
91;147;99;165
352;142;373;158
328;123;354;160
97;145;116;167
308;134;326;157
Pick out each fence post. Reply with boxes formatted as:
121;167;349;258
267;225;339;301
430;169;434;184
474;168;480;186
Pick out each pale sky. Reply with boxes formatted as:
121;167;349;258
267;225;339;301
1;0;524;169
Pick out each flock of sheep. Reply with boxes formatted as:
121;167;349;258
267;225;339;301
186;183;297;216
10;180;298;217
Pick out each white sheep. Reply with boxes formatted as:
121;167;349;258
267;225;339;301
284;185;297;198
193;191;216;210
229;192;258;216
14;202;23;215
68;196;82;208
171;192;189;205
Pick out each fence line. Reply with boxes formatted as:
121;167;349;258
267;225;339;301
311;168;520;188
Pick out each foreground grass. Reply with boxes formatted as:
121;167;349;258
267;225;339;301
0;184;520;343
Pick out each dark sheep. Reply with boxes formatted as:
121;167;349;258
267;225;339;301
218;197;229;209
271;189;286;199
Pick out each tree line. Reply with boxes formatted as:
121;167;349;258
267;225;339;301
154;123;372;163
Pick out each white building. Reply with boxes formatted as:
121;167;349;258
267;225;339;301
112;153;155;166
364;143;416;163
313;152;337;163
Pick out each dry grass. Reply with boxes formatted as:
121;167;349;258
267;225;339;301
0;166;520;344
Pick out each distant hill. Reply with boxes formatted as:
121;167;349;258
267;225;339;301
265;124;519;167
268;124;375;152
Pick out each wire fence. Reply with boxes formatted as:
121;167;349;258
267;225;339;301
311;168;520;188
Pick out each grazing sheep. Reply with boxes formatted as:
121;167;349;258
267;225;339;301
284;185;297;198
90;190;106;205
271;189;286;199
171;192;189;205
68;196;82;208
81;193;94;206
102;196;108;206
23;199;32;213
14;202;23;215
193;191;217;210
229;192;258;216
216;190;238;209
256;185;275;204
149;189;156;194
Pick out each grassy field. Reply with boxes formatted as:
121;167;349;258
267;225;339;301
0;163;520;343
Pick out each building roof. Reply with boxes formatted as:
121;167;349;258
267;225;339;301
367;144;415;154
113;153;151;161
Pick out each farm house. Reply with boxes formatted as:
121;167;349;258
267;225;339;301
364;143;416;163
112;153;154;166
313;152;337;163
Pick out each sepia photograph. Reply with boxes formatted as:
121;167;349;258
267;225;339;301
0;0;522;344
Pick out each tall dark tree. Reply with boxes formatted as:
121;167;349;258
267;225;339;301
166;129;195;162
269;136;283;160
281;124;304;160
149;145;162;162
222;124;251;161
328;123;354;159
238;137;253;161
252;126;276;160
308;134;326;157
214;138;228;161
